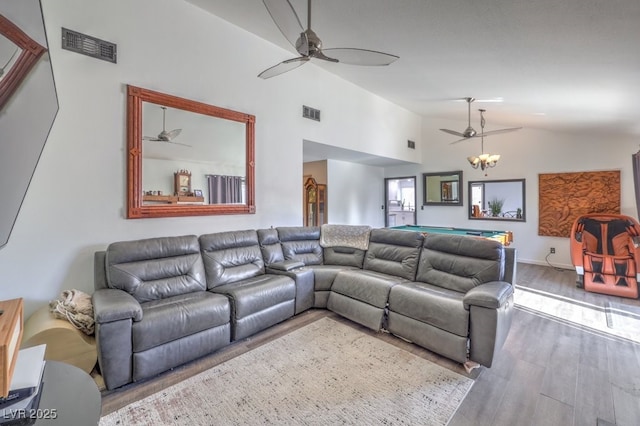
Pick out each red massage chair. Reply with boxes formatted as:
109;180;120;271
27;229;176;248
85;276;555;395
570;213;640;299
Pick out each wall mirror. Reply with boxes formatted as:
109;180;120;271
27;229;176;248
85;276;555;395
0;1;57;249
127;85;255;218
468;178;526;221
0;14;46;110
422;171;463;206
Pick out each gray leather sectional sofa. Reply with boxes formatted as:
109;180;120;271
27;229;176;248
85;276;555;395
93;225;516;390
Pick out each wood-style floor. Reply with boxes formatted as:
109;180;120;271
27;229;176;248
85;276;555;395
101;263;640;425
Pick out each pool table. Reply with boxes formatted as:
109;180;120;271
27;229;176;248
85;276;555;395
390;225;513;246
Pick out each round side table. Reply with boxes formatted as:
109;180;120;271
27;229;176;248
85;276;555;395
36;361;101;425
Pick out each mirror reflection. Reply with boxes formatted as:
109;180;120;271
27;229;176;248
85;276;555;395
0;13;46;111
0;34;20;80
422;171;463;206
469;179;526;221
142;102;247;205
127;85;255;219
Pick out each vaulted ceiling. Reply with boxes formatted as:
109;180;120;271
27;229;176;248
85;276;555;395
188;0;640;138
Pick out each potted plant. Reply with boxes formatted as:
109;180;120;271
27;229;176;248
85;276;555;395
488;198;505;217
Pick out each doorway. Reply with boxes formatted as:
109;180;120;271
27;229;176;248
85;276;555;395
384;176;416;227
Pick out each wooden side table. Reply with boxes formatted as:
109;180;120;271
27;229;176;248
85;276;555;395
20;306;97;374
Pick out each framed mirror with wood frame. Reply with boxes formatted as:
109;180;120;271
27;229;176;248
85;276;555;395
126;85;255;218
0;14;46;110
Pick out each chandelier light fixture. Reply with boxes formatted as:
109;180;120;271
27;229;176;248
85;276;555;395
468;109;500;171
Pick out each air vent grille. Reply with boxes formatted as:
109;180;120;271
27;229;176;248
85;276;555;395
302;105;320;121
62;28;117;63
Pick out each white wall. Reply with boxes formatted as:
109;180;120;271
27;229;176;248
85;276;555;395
327;160;385;227
386;117;639;269
0;0;421;316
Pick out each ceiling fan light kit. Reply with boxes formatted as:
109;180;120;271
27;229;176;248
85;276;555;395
468;109;501;172
259;0;399;79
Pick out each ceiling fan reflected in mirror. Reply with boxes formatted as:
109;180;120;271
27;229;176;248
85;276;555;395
440;97;522;144
142;106;191;147
258;0;399;79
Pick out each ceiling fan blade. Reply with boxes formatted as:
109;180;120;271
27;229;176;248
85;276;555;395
321;48;398;66
449;137;472;145
439;129;465;137
166;141;192;147
165;129;182;140
481;127;523;136
258;56;310;79
313;50;338;63
263;0;305;51
142;136;158;141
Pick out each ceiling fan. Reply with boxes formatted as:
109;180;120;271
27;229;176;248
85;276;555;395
440;97;522;144
142;106;191;147
258;0;399;79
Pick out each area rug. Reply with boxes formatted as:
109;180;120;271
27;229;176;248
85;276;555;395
100;317;473;425
513;285;640;344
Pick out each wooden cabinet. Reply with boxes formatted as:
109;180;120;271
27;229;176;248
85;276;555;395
304;177;327;226
0;298;23;397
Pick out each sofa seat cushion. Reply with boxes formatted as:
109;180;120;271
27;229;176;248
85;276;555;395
331;270;408;309
211;274;295;319
308;265;359;291
389;282;469;337
133;291;230;352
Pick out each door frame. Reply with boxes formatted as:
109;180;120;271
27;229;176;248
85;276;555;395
384;176;417;227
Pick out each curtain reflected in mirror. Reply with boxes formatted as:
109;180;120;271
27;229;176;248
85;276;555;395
207;175;244;204
127;85;255;219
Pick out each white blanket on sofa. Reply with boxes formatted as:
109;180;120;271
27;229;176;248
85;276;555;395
320;224;371;251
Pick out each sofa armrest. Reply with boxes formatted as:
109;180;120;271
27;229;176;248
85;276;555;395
463;281;513;310
268;260;305;271
93;288;143;323
266;266;314;314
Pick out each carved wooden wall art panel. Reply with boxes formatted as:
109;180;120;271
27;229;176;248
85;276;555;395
538;170;620;237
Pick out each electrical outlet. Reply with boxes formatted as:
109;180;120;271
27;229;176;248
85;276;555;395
550;247;556;254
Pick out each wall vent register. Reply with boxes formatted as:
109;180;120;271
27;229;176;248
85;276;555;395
302;105;320;121
61;28;117;63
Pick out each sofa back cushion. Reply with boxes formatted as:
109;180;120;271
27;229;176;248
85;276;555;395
257;228;284;264
277;226;323;265
323;246;366;268
105;235;206;303
416;234;505;293
363;229;424;281
199;230;265;289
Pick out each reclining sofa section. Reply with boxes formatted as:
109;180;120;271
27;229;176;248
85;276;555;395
93;225;516;390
